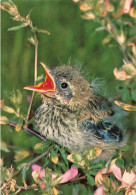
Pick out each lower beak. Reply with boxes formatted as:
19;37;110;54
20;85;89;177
24;62;56;93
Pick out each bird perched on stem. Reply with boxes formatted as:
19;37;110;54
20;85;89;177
24;62;126;161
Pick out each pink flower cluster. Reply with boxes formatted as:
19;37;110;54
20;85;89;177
94;164;136;195
32;164;78;189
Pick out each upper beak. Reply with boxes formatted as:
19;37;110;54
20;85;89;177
24;62;56;93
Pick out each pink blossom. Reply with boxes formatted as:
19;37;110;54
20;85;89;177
109;164;122;181
95;168;107;185
94;184;104;195
110;167;136;189
32;164;78;189
58;168;78;183
121;170;136;188
122;0;132;14
40;182;46;189
128;189;136;195
95;163;136;194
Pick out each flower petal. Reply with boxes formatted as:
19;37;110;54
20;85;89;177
59;168;78;183
52;173;58;180
32;164;45;179
113;68;131;80
94;184;104;195
95;168;108;185
122;170;136;186
32;164;41;172
38;169;45;179
122;0;132;14
128;189;136;195
40;182;46;189
109;164;122;181
53;187;59;195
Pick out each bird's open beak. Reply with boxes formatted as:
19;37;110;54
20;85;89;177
24;62;56;93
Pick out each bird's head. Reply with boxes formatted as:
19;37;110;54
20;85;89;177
24;63;92;110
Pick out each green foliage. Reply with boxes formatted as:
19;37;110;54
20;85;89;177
115;158;124;168
1;0;136;194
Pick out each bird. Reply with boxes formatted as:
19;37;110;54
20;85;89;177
24;62;127;161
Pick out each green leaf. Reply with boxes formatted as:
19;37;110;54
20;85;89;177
8;24;27;31
43;158;50;168
73;153;82;163
34;142;47;150
91;163;103;169
87;175;95;186
1;141;10;152
119;145;131;151
89;169;99;176
55;146;68;166
22;167;27;181
131;90;136;101
43;168;52;186
60;150;68;166
122;90;131;103
51;149;57;158
115;158;124;168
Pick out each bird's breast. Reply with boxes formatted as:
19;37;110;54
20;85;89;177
35;103;84;151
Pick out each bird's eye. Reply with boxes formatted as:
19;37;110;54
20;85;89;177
61;82;68;89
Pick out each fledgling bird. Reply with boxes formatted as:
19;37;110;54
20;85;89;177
24;63;126;161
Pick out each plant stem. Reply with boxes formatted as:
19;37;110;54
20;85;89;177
15;184;39;190
12;149;50;178
34;34;38;85
69;176;86;182
25;91;35;124
25;35;38;124
26;150;50;168
9;120;46;141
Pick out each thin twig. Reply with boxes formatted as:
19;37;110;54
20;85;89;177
25;91;35;124
9;120;46;141
8;120;49;178
70;176;86;182
25;35;38;124
15;184;39;190
34;34;38;85
26;150;50;168
12;150;50;178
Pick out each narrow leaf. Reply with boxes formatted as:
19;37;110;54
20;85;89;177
22;167;27;181
8;24;27;31
0;116;9;125
87;175;95;186
114;100;136;111
37;28;50;35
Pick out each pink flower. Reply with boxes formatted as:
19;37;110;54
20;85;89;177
109;166;136;189
122;0;132;14
94;163;136;194
94;184;104;195
120;170;136;189
95;168;108;185
109;164;122;181
32;164;78;189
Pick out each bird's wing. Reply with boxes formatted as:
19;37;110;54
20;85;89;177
80;118;123;143
79;93;124;143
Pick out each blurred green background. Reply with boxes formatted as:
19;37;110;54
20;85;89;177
1;0;136;194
